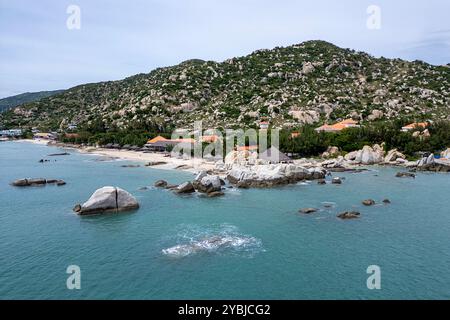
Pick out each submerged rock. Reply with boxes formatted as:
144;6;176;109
332;177;342;184
395;172;416;178
362;199;376;206
48;152;70;156
56;180;66;186
73;186;139;215
383;199;391;204
145;161;167;166
154;180;168;188
299;208;318;214
337;211;360;220
11;178;47;187
207;191;225;198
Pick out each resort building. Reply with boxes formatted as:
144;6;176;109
33;132;56;140
259;146;293;164
315;119;359;133
145;136;195;152
401;122;429;132
0;129;23;137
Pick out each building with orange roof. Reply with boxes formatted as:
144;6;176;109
315;119;360;133
147;135;168;144
401;122;429;132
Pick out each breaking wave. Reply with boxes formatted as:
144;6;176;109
162;224;263;258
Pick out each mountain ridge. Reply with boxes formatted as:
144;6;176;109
1;40;448;131
0;90;65;113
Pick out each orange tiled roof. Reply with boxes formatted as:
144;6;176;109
403;122;428;129
147;136;168;144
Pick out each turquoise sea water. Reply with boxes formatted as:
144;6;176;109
0;141;449;300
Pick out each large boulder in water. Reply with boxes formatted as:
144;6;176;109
193;174;222;193
11;178;47;187
174;182;196;194
73;186;139;215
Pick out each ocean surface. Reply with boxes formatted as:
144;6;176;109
1;141;449;300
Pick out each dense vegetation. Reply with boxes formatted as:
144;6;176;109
279;120;450;158
58;118;450;159
1;41;448;131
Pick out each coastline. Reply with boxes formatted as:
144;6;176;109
17;139;216;174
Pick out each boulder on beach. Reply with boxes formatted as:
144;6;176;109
73;186;139;215
154;180;168;188
321;146;340;159
362;199;376;206
337;211;360;220
354;145;384;165
384;149;406;163
226;164;326;188
174;182;196;194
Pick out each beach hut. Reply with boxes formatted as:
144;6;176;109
259;146;293;164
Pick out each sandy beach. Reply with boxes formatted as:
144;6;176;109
18;139;217;173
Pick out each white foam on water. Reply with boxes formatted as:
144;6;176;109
162;223;263;258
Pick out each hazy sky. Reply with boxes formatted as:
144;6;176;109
0;0;449;98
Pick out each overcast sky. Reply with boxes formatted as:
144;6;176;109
0;0;449;98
